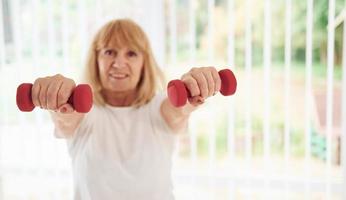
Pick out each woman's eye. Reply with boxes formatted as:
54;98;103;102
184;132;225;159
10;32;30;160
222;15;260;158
104;50;114;56
127;51;137;57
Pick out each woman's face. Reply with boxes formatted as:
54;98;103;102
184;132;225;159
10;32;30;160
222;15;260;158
98;46;144;93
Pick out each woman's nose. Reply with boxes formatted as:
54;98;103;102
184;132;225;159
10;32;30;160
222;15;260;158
112;56;126;68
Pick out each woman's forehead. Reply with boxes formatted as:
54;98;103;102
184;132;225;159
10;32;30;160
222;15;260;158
100;37;140;51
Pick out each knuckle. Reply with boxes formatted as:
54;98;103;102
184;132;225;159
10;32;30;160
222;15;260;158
190;67;199;73
66;78;76;86
33;78;43;85
181;74;188;80
69;79;76;85
210;67;217;74
191;72;201;80
54;74;65;82
183;76;194;84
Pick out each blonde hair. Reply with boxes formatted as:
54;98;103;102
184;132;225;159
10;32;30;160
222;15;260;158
84;19;166;108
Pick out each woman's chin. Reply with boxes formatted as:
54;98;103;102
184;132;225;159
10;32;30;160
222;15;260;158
106;86;134;93
102;82;136;93
108;87;127;92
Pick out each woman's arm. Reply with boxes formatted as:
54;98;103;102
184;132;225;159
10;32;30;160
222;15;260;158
160;98;198;133
161;67;221;134
50;109;85;139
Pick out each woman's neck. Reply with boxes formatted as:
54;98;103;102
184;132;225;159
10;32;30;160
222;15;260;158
102;89;137;107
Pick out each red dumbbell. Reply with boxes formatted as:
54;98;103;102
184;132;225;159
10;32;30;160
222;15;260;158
167;69;237;107
16;83;93;113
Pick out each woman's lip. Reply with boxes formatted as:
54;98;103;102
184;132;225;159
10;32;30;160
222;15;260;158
109;75;129;80
109;74;129;78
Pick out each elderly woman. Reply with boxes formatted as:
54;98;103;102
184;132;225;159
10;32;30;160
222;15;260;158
31;19;222;200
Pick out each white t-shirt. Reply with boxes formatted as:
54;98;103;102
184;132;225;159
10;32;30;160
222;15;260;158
64;92;177;200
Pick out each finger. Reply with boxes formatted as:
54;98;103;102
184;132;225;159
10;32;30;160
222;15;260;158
58;103;74;114
191;72;208;99
46;80;63;110
203;70;215;97
210;67;221;94
39;79;50;109
57;82;75;108
182;75;200;97
32;79;42;107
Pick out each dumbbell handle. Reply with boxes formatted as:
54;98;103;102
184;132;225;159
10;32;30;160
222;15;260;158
167;69;237;107
16;83;93;113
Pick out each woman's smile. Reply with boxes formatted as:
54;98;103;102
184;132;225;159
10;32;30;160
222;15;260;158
109;73;129;80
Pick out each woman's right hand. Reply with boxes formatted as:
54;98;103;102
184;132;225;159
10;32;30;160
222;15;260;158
32;74;76;113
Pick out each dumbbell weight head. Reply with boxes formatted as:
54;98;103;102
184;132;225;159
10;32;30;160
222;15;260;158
167;80;188;107
16;83;35;112
68;84;93;113
218;69;237;96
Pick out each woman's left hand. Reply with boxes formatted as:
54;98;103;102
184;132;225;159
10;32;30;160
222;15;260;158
180;67;222;106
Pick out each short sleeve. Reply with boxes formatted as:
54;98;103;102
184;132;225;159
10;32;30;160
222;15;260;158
149;91;175;135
